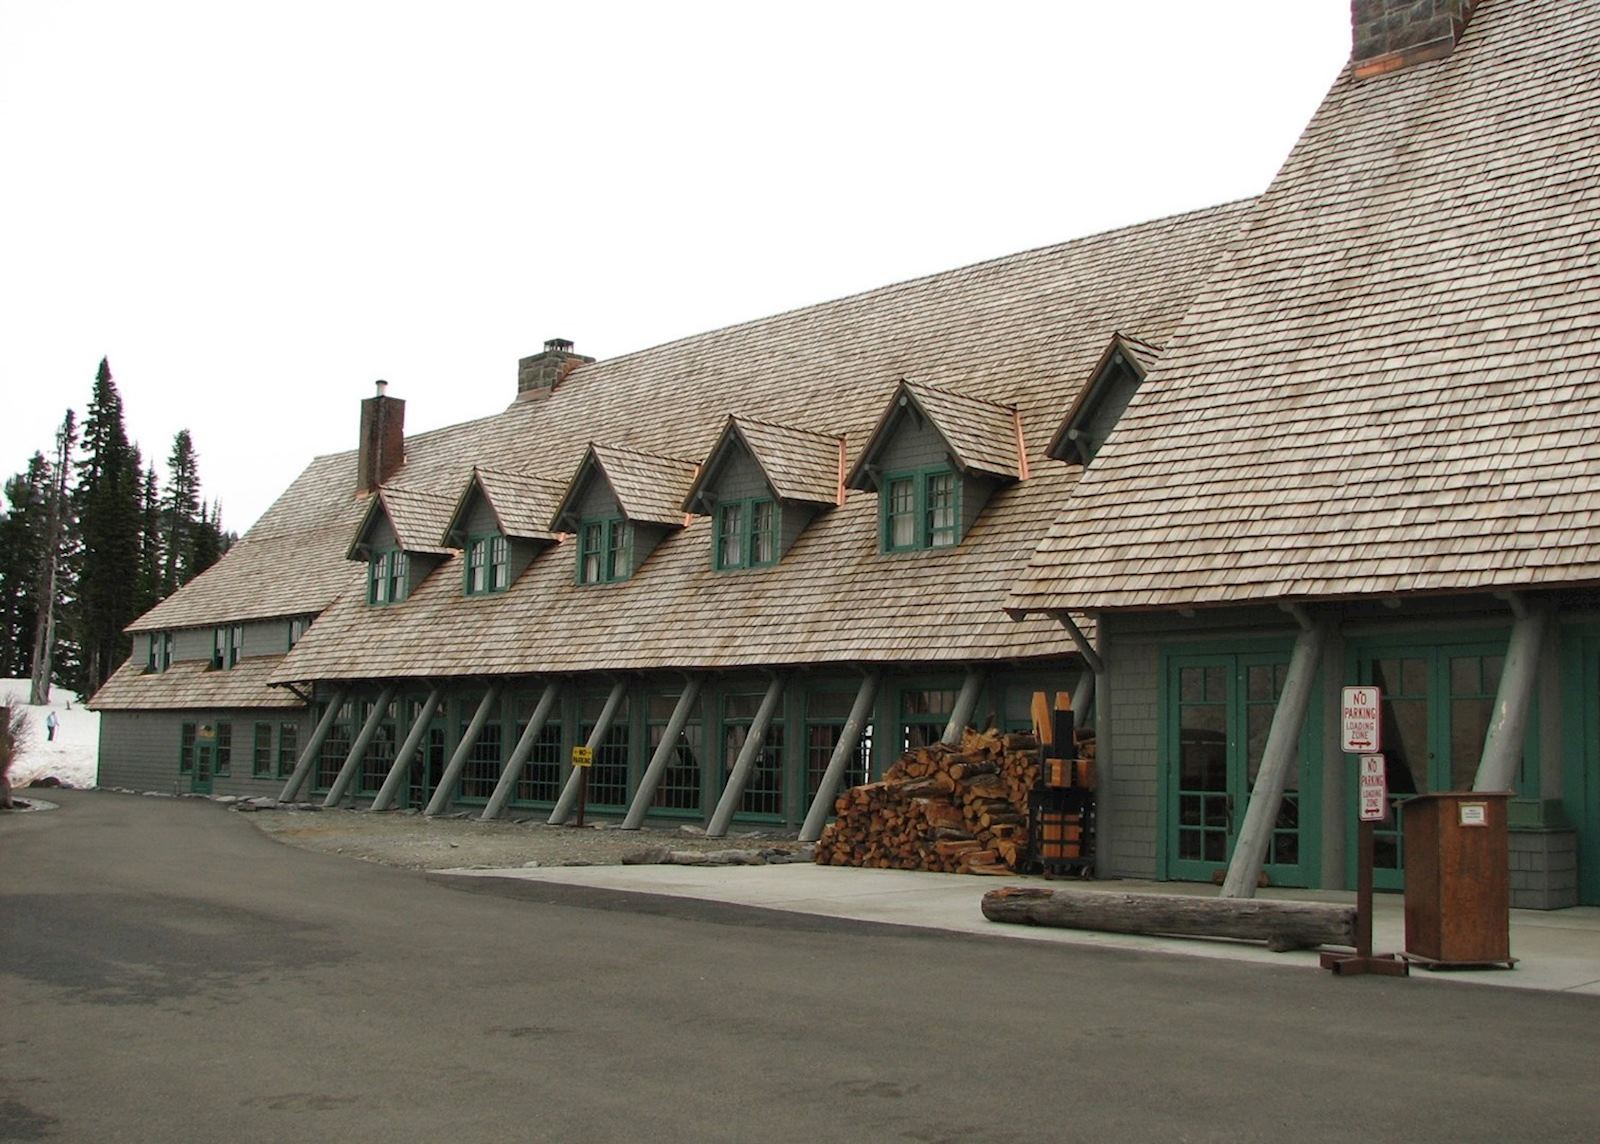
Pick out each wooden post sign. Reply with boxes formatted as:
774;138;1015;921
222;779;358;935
571;746;594;768
572;746;593;827
1340;687;1382;754
1358;754;1388;822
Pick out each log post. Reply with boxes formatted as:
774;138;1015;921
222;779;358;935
622;676;703;829
321;683;397;808
548;679;627;825
1474;598;1550;792
1220;614;1329;899
799;670;880;843
371;685;441;811
278;685;349;803
707;674;786;837
482;680;561;821
426;681;504;817
939;668;985;746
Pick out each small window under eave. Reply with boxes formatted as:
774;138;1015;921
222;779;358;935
1048;334;1160;467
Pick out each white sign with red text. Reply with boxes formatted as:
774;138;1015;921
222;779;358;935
1341;686;1382;753
1358;754;1388;822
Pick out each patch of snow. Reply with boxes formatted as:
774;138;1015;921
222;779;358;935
1;678;99;790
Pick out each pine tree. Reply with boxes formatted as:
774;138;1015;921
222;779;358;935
72;359;140;695
27;408;77;703
0;453;51;679
162;429;200;595
191;499;225;578
133;461;163;621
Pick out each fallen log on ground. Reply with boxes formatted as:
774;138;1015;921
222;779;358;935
981;886;1356;952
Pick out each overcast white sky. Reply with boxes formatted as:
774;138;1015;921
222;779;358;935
0;1;1352;533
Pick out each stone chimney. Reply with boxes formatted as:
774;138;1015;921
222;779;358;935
1352;0;1478;79
516;338;594;401
357;379;405;493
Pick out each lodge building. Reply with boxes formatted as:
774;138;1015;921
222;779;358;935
94;0;1600;909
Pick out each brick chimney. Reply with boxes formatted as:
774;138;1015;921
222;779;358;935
357;379;405;493
516;338;594;401
1352;0;1478;78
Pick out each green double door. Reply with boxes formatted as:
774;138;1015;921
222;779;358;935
190;744;215;795
1347;640;1513;890
1166;652;1316;888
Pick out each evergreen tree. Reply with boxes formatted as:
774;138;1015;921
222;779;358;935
133;461;163;621
72;358;140;695
191;498;225;578
161;429;200;595
28;408;77;703
0;453;50;678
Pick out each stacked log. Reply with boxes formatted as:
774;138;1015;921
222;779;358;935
814;729;1040;876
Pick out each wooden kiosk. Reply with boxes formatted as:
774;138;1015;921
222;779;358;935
1402;791;1516;969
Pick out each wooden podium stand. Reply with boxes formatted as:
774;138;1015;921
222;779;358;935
1402;791;1515;969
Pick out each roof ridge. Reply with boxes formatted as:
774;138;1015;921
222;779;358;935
731;413;843;441
905;377;1017;410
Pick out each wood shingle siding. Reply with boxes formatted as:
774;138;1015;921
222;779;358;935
1007;0;1600;614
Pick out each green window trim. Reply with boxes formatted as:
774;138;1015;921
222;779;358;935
210;625;242;670
577;517;628;584
146;632;175;672
252;722;274;778
714;497;779;570
277;722;299;778
179;721;196;773
215;721;233;775
368;548;410;605
465;534;510;595
880;466;960;552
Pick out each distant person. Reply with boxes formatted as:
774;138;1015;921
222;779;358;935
46;710;58;741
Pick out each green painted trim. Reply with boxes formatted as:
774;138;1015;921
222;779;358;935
276;721;299;778
576;517;628;584
879;465;961;552
463;533;510;595
713;497;779;571
367;547;408;605
1562;624;1599;904
251;721;274;778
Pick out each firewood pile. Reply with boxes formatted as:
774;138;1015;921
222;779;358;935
814;728;1041;876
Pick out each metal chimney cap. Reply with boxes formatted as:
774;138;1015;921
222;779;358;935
544;338;575;354
375;379;389;397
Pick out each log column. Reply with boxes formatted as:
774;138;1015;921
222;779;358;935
707;674;786;838
939;668;985;745
371;685;441;811
321;683;397;808
1474;598;1550;792
622;676;703;829
548;679;627;825
799;671;880;843
278;685;350;803
425;682;504;817
1220;613;1330;899
482;680;561;821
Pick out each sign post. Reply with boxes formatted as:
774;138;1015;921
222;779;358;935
1322;690;1407;977
571;746;593;827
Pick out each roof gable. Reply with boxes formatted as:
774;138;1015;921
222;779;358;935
845;380;1024;490
683;415;844;513
442;467;562;546
550;444;701;531
1047;332;1163;465
346;485;457;560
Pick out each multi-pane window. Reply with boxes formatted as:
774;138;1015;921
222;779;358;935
648;694;703;812
315;702;355;791
723;693;784;818
881;467;960;551
900;688;960;751
215;721;233;775
277;722;299;778
714;498;778;570
465;535;510;595
577;518;627;584
458;720;504;800
180;722;196;773
806;691;874;803
211;625;242;669
147;632;176;671
368;549;409;605
513;721;564;804
252;723;273;778
360;703;398;795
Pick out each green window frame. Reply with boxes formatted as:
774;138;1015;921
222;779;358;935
714;498;778;570
252;722;273;778
577;517;627;584
179;721;196;773
215;721;233;775
880;466;960;552
368;549;409;605
277;722;299;778
211;624;242;669
465;534;510;595
646;693;702;813
288;616;308;648
805;691;874;803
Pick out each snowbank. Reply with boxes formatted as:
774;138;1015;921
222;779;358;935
1;678;98;789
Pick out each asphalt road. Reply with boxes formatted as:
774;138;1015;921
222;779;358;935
3;792;1598;1144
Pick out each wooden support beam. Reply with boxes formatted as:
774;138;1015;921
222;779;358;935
799;671;880;843
706;674;786;838
321;684;397;808
622;676;703;829
481;680;561;822
1054;612;1104;676
1474;601;1551;792
371;685;441;811
548;679;627;825
982;886;1355;951
426;682;504;817
1069;670;1095;731
278;685;349;803
939;668;985;746
1220;618;1330;899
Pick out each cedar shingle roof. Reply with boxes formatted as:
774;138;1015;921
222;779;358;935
683;416;842;511
1047;332;1163;463
1008;0;1600;614
92;655;307;711
551;444;701;530
448;468;563;543
350;486;457;559
110;198;1249;698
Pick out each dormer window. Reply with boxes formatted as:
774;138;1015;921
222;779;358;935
288;616;308;648
882;467;959;552
465;534;510;595
211;625;242;670
145;632;174;673
715;497;778;570
368;549;409;605
578;518;627;584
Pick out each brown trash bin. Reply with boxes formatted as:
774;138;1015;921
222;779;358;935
1402;791;1515;969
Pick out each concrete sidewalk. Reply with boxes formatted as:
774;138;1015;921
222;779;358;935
440;862;1600;994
